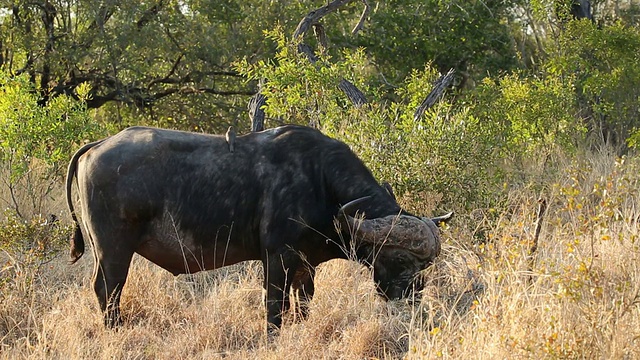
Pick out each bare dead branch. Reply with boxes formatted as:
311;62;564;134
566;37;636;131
338;79;367;107
249;91;267;132
529;198;547;259
413;69;455;121
250;0;368;126
294;0;369;107
293;0;356;40
351;0;370;35
313;23;328;51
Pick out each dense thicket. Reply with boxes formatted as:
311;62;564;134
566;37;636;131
1;0;640;215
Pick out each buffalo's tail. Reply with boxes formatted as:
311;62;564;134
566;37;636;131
66;139;105;264
70;224;84;264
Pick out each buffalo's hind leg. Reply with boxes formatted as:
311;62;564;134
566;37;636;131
91;237;135;328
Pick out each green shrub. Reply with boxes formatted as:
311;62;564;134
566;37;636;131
470;72;585;164
0;209;70;292
0;71;105;218
546;20;640;150
237;33;509;213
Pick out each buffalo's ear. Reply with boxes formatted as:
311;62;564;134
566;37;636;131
381;182;396;201
431;212;454;227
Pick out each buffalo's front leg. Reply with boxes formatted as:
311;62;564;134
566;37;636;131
262;250;300;332
291;265;315;321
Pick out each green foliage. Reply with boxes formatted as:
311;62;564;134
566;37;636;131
236;29;373;127
0;71;103;217
0;0;524;132
0;209;70;292
0;72;100;179
346;70;509;211
546;20;640;149
354;0;519;84
1;0;638;216
470;72;585;159
0;0;363;132
238;34;510;212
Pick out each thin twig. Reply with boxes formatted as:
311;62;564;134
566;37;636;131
351;0;370;35
528;197;547;278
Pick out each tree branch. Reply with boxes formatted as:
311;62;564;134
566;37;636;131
47;66;250;109
136;0;164;29
292;0;368;107
351;0;370;35
414;69;455;121
146;54;184;88
313;23;328;52
38;1;58;105
249;91;267;132
528;197;547;280
338;79;367;107
86;85;255;109
74;4;115;51
293;0;357;39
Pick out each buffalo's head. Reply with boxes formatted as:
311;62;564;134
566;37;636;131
339;197;452;300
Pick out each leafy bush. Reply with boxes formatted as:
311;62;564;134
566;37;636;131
0;71;104;218
353;0;518;83
237;33;510;213
0;209;70;295
545;20;640;150
470;72;585;164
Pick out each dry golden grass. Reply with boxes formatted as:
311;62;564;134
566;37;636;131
1;149;639;359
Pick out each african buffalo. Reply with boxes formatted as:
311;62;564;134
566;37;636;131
66;125;452;331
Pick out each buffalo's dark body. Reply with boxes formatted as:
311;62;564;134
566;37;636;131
67;125;446;330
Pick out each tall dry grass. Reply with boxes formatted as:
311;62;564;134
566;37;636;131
1;149;639;359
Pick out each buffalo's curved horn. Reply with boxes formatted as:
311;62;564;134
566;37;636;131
338;196;372;218
350;214;442;259
337;196;372;233
430;211;454;227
